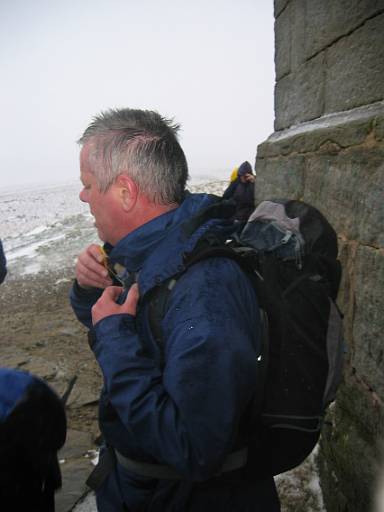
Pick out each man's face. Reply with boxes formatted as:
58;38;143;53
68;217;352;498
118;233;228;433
240;173;249;183
79;145;122;245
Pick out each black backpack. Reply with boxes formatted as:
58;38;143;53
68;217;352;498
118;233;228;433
147;197;344;478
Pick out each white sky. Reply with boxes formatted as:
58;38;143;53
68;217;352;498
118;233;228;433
0;0;275;187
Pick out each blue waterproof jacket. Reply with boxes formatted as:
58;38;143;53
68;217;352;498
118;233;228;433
0;368;35;422
70;193;280;511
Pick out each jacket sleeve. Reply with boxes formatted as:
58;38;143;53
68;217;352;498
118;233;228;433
92;257;261;481
0;240;7;285
69;280;103;329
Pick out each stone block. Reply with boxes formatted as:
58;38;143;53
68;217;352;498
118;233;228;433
274;51;325;130
275;5;291;80
303;146;384;247
258;106;377;158
305;0;384;59
254;154;305;203
375;115;384;141
325;14;384;114
274;0;289;18
336;239;356;356
351;245;384;396
289;0;306;71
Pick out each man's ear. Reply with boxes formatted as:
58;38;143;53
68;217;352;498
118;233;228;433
117;174;138;211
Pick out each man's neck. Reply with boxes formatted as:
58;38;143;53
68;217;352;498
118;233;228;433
128;197;179;233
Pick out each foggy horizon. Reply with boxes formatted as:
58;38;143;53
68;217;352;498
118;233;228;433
0;1;275;188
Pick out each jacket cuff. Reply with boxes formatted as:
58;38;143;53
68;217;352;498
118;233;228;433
72;279;103;297
94;313;136;338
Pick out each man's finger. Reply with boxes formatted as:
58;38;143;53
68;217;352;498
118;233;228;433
76;245;113;289
76;267;112;289
77;259;109;281
77;253;109;278
91;286;126;325
105;286;124;300
121;284;139;315
101;286;124;303
88;243;106;264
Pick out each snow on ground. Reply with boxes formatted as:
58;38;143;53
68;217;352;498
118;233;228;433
73;491;97;512
275;447;325;512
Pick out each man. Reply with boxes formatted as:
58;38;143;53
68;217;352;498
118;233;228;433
70;108;280;511
223;161;256;222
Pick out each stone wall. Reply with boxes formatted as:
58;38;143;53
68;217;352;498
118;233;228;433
256;2;384;510
274;0;384;130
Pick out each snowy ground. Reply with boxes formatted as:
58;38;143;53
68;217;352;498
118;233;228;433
275;448;325;512
73;492;96;512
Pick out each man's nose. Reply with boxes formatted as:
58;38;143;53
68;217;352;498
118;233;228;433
79;189;87;203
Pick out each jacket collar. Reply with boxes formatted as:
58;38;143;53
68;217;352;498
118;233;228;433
107;193;226;296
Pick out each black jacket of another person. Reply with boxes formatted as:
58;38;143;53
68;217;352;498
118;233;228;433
0;240;6;284
222;178;255;222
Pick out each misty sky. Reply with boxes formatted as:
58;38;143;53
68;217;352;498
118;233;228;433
0;1;275;188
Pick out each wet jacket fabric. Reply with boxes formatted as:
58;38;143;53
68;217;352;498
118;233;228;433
0;240;7;284
0;368;34;422
70;193;280;511
222;179;255;221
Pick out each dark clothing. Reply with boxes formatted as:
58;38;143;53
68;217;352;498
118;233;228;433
0;368;66;511
237;161;252;176
0;240;6;284
70;193;280;511
222;178;255;222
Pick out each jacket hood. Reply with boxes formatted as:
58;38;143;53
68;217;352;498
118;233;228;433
0;369;34;422
108;193;232;297
238;161;253;176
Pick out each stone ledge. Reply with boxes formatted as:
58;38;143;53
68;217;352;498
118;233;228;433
259;101;384;157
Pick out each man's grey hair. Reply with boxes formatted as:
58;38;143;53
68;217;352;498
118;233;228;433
78;108;189;204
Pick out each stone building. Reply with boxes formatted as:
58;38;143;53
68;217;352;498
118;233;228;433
255;1;384;510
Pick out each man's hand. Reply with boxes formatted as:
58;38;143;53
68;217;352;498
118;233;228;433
76;244;113;289
245;174;256;183
92;284;139;325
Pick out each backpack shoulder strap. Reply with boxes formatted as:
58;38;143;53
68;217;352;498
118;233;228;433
147;277;178;354
147;241;249;348
146;241;241;351
146;242;269;420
